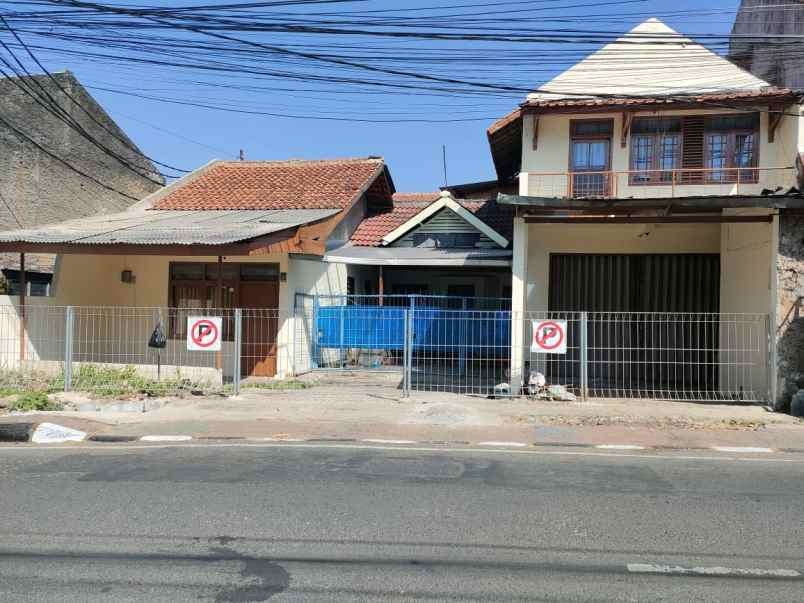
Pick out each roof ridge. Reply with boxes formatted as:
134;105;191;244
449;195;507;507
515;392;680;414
215;156;384;166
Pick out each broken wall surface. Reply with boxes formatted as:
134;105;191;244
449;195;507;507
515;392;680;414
776;210;804;408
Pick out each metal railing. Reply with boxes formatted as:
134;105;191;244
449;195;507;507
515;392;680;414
0;305;280;396
525;166;796;199
295;299;771;403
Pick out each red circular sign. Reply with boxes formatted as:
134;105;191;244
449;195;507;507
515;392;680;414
191;319;219;348
534;321;564;350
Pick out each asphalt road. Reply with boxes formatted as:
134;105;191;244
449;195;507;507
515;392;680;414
0;443;802;602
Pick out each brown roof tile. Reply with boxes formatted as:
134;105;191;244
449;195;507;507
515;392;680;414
487;88;798;136
350;195;514;247
151;157;388;210
392;192;440;202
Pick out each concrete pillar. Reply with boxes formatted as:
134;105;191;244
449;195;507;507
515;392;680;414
509;217;529;393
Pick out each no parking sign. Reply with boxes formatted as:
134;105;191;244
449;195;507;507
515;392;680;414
187;316;222;351
531;320;567;354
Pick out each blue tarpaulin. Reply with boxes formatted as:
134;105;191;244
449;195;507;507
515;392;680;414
316;305;511;355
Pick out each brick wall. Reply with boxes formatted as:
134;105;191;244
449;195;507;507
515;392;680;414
0;71;162;237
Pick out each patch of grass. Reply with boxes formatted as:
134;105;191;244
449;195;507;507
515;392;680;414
0;369;64;394
71;364;194;398
10;390;62;412
242;380;311;391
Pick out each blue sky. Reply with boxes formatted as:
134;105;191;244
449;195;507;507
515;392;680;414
5;0;744;191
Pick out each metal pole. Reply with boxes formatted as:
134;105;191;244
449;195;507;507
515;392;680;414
339;303;346;369
19;252;26;363
233;308;242;395
64;306;74;392
580;311;589;401
216;256;223;371
405;309;415;397
312;295;320;369
766;314;776;408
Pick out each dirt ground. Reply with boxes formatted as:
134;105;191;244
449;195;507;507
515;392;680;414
4;371;802;450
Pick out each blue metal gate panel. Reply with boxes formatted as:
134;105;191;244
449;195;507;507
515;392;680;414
316;305;511;355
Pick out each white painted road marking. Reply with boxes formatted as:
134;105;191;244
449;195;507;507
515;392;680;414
362;439;416;445
140;435;193;442
596;444;646;450
627;563;801;578
712;446;774;453
478;441;528;447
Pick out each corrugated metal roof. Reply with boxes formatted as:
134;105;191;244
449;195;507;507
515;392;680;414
0;208;340;246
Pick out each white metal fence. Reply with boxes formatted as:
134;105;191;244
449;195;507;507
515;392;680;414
0;302;771;403
0;305;280;395
295;297;772;403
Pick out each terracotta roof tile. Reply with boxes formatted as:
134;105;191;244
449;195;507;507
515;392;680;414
152;157;388;210
350;195;514;247
487;88;798;136
392;192;440;202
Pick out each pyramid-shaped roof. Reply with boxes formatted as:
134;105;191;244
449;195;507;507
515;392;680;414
528;18;770;101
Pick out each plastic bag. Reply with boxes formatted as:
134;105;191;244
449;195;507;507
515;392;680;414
148;321;167;349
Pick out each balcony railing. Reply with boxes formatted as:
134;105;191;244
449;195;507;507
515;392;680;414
525;166;797;200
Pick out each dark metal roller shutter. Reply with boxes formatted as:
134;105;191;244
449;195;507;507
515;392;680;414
548;254;720;397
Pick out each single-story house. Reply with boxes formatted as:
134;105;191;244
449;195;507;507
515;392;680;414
0;157;516;382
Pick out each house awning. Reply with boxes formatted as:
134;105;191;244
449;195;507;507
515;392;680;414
0;208;341;255
497;192;804;224
323;245;512;267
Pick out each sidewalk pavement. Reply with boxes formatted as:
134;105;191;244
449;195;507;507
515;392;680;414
2;372;803;450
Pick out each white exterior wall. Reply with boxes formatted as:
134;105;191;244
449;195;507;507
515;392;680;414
521;109;799;199
22;253;300;380
524;223;722;312
719;211;776;397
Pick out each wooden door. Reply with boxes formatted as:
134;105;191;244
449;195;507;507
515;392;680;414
239;281;279;377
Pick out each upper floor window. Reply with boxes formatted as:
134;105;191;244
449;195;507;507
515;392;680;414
630;118;682;184
570;119;613;197
704;114;758;183
627;113;759;186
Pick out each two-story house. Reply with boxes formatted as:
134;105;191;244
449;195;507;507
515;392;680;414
489;18;804;407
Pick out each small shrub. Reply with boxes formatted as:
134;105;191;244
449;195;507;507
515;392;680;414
11;390;62;412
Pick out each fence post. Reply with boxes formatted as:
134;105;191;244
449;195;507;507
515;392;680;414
766;313;776;408
580;311;588;401
403;309;411;397
339;303;346;369
312;295;320;369
233;308;242;395
64;306;74;392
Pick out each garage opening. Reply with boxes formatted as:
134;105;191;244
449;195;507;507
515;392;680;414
548;253;721;397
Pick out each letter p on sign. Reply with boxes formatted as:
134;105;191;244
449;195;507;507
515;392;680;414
187;316;222;351
531;320;567;354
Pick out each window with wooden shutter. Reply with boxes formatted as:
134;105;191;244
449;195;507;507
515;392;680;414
680;116;705;183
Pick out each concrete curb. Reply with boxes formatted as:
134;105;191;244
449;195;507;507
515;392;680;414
0;422;35;442
7;428;804;455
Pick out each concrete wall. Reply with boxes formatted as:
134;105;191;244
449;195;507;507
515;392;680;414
730;0;804;90
520;108;799;199
0;72;163;274
775;210;804;408
719;211;776;398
